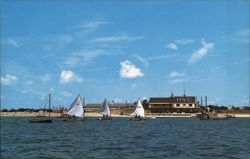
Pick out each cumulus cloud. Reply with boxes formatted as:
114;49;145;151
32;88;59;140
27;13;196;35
1;74;18;85
165;43;178;50
120;60;144;79
59;70;83;84
188;39;214;64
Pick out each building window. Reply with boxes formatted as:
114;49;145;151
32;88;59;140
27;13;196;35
176;104;180;106
189;104;193;107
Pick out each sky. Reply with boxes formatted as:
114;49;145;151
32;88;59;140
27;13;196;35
1;0;249;109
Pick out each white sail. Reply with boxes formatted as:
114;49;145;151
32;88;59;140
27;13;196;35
99;99;111;116
66;95;84;118
130;99;145;118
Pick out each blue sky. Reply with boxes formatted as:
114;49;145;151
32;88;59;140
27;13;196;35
1;0;249;108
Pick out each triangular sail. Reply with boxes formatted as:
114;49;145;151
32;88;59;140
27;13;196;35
99;99;111;117
66;95;84;118
130;99;145;118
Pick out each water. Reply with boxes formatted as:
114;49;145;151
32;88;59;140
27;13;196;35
1;117;250;159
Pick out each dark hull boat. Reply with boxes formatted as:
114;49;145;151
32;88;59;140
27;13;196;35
29;94;52;123
98;116;112;120
29;119;52;123
130;117;144;121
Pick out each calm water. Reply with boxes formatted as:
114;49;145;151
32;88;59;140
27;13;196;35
1;117;250;159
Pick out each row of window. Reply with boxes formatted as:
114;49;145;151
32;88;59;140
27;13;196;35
149;104;194;107
176;104;193;107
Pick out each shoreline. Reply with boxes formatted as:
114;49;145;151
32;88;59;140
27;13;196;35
1;112;250;118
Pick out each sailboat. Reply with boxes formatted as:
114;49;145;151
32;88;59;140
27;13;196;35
130;98;145;121
98;99;112;120
29;94;52;123
63;95;85;121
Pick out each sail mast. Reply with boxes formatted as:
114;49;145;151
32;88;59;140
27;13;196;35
49;94;51;118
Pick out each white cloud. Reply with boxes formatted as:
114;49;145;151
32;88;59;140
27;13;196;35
1;74;18;85
224;29;249;44
188;39;214;64
83;21;108;29
133;54;149;67
59;70;83;84
92;33;143;43
120;60;144;79
175;39;194;45
70;21;108;37
64;50;113;67
165;43;178;50
165;39;193;50
168;71;186;84
169;71;185;78
8;38;19;48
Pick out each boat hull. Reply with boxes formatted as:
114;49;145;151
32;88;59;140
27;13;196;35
130;117;144;121
29;119;52;123
98;117;112;120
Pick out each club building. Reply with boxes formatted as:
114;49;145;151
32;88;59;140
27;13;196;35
148;94;199;113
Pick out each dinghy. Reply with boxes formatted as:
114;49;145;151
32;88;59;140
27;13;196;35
98;99;112;120
63;95;85;121
130;99;145;121
29;94;52;123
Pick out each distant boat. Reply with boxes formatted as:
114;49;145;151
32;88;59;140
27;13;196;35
197;109;229;120
29;94;52;123
130;99;145;121
63;95;85;121
98;99;112;120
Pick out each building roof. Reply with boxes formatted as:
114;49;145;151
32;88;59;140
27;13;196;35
149;96;196;103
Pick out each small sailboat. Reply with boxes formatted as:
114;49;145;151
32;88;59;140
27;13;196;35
29;94;52;123
130;98;145;121
63;95;85;121
98;99;112;120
